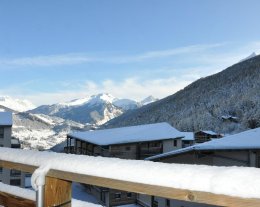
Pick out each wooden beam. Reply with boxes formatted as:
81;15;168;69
0;192;35;207
48;169;260;207
44;177;72;207
1;160;260;207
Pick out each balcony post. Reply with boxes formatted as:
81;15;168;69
44;176;72;207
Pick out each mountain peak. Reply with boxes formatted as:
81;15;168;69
239;52;257;62
141;95;159;105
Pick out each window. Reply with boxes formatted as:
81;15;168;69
125;146;131;151
166;199;170;207
0;128;4;138
114;193;121;199
0;167;2;173
127;192;132;198
10;179;21;186
150;142;160;148
173;140;177;147
10;169;21;177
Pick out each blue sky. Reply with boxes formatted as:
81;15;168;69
0;0;260;105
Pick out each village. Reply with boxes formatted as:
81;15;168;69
0;111;259;207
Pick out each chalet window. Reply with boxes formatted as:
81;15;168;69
125;146;131;151
166;199;170;207
173;140;177;147
10;169;21;177
150;142;160;148
0;127;4;138
10;179;21;186
114;193;121;199
127;192;132;198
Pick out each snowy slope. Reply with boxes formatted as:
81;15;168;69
12;112;88;150
0;96;35;112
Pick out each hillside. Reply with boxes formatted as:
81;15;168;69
104;55;260;134
13;112;88;149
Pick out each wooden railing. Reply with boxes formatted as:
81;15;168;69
1;154;260;207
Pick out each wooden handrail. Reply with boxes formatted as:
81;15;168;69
1;160;260;207
0;191;35;207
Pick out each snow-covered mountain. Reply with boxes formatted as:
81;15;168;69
29;94;158;125
0;94;158;150
28;94;123;125
104;54;260;134
0;96;35;112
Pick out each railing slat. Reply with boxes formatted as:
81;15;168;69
1;160;260;207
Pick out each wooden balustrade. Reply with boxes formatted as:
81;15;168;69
0;160;260;207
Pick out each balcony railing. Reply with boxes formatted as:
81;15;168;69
0;147;260;207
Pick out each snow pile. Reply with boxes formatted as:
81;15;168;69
0;148;260;199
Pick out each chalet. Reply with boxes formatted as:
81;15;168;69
0;112;23;187
141;128;260;207
66;122;184;206
66;122;184;160
181;132;194;148
194;130;222;143
221;115;238;123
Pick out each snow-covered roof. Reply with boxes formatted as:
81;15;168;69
199;130;218;135
0;112;12;126
181;132;194;141
221;115;238;120
147;127;260;160
69;122;184;146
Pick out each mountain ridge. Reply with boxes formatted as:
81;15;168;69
103;54;260;134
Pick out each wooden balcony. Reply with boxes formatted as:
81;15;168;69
0;148;260;207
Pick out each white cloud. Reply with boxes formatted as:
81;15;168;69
0;43;225;67
1;75;195;106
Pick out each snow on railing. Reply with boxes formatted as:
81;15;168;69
0;147;260;207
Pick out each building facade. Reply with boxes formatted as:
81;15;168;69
0;112;23;187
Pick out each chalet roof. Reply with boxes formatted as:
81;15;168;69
181;132;194;141
147;127;260;160
199;130;218;135
0;112;12;126
68;122;184;146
